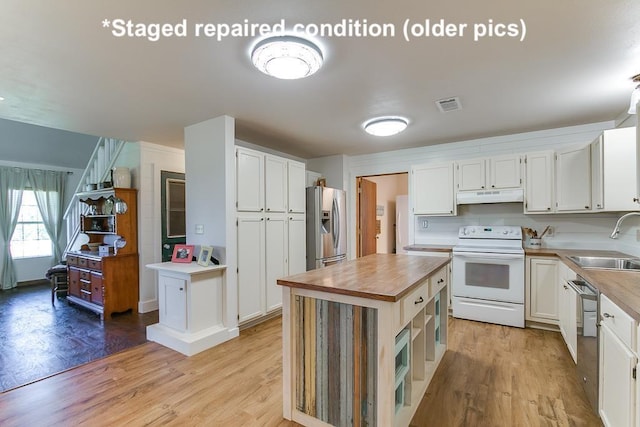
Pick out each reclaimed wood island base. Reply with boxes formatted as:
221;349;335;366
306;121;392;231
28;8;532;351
277;254;451;427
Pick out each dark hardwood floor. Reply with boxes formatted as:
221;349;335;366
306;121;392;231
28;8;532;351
0;282;157;392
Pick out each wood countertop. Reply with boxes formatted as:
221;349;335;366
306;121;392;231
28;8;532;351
277;254;450;302
526;248;640;322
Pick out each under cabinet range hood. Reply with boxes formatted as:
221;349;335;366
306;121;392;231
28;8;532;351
456;188;524;205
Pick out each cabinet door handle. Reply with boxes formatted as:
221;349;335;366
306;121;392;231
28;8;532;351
634;197;639;203
563;285;568;290
437;279;444;284
481;185;485;189
414;296;424;305
547;207;551;211
585;206;589;209
603;312;614;319
179;288;184;291
266;208;271;211
491;185;495;188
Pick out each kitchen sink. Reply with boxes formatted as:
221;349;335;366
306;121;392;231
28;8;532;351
568;255;640;271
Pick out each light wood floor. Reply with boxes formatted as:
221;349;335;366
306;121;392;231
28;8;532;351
0;317;602;426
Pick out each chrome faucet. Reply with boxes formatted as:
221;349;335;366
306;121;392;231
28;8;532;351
610;212;640;239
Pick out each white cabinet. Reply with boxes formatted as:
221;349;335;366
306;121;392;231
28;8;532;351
456;155;521;191
237;214;266;323
158;275;187;331
236;147;265;212
591;127;638;211
287;161;306;213
524;151;554;213
555;145;591;212
457;158;485;191
265;155;287;213
146;263;230;356
526;257;559;325
489;154;522;189
558;262;577;363
236;147;306;324
599;294;638;427
411;162;456;216
265;215;287;312
287;214;306;275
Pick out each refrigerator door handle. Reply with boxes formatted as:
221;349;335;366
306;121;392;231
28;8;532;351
331;198;340;252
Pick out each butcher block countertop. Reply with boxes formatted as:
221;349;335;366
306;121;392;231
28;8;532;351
277;253;450;302
527;248;640;322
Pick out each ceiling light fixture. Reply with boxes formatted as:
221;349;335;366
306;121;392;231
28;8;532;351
0;96;4;101
629;74;640;114
251;35;323;80
363;116;409;137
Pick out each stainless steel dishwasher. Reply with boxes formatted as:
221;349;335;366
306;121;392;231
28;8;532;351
567;277;599;413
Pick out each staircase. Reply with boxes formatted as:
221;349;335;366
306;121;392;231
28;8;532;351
63;137;128;257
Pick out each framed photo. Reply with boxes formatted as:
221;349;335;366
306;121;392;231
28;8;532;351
197;245;214;267
171;244;194;263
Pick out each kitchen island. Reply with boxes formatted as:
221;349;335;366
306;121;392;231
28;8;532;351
277;254;451;427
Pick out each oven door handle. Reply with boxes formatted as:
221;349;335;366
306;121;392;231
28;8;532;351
453;252;524;260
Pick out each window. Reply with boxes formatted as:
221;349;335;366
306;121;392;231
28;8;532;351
10;190;53;258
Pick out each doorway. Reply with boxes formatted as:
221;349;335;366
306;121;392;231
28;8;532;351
356;173;409;257
160;171;186;262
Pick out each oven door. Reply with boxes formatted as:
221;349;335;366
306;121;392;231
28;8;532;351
452;251;525;303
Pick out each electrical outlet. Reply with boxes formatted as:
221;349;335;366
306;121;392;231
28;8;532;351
546;226;554;237
422;220;429;229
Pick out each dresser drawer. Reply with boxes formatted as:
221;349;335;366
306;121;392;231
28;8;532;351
78;257;88;268
80;280;91;292
430;266;448;294
402;280;429;325
601;294;637;351
67;255;78;266
88;259;102;271
79;270;91;281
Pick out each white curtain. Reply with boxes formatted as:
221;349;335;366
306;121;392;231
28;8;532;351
28;169;67;264
0;167;28;290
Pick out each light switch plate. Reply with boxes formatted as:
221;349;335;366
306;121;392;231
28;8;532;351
195;224;204;234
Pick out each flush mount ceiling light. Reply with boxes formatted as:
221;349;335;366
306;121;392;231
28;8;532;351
251;35;323;80
629;74;640;114
363;116;409;137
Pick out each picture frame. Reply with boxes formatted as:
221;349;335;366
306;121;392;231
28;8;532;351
197;245;214;267
171;244;194;263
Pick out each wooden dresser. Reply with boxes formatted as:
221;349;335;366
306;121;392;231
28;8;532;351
67;188;138;319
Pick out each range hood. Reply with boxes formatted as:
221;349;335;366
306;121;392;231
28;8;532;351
456;188;524;205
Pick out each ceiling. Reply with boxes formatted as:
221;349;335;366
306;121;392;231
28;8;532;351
0;1;639;159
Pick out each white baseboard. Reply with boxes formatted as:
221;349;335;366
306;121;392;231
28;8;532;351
139;299;159;313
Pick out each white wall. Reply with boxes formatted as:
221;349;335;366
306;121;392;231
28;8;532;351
184;115;238;332
0;159;85;282
342;120;640;259
307;154;348;190
132;142;185;313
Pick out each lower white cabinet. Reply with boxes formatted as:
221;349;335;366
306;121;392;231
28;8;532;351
238;212;306;324
146;263;231;356
558;278;578;363
237;214;266;323
599;294;638;427
526;257;559;324
159;275;187;331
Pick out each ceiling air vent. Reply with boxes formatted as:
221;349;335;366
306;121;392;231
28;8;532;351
436;97;462;113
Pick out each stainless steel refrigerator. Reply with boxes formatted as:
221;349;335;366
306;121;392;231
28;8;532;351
306;186;347;270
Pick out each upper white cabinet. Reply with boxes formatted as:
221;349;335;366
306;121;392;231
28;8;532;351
236;147;306;214
524;151;554;213
411;162;456;216
457;154;521;191
555;145;591;212
591;127;638;212
287;161;306;213
236;148;265;212
265;155;288;213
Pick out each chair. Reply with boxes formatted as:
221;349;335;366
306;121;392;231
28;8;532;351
46;264;68;304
